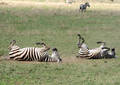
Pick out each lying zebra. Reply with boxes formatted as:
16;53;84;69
76;35;117;59
8;40;62;62
79;2;90;12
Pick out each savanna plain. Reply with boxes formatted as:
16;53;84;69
0;0;120;85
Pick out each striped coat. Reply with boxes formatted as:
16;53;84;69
77;41;108;59
8;40;62;62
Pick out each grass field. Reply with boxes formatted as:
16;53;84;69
0;0;120;85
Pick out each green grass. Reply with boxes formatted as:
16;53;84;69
1;59;120;85
0;1;120;85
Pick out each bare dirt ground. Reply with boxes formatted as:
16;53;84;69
0;55;88;64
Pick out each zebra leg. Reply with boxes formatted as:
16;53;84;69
84;9;86;12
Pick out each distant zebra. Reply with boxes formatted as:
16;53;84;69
79;2;90;12
8;40;62;62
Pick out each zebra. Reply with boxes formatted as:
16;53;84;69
8;40;62;62
76;39;110;59
79;2;90;12
85;41;117;59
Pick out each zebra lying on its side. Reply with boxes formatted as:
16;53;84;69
8;40;62;62
77;41;117;59
79;2;90;12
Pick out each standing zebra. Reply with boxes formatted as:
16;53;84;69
79;2;90;12
8;40;62;62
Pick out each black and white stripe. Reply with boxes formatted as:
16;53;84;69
87;41;106;59
8;40;62;62
77;38;117;59
76;34;107;59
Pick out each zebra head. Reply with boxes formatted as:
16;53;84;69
51;48;62;62
85;2;90;7
8;40;16;50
